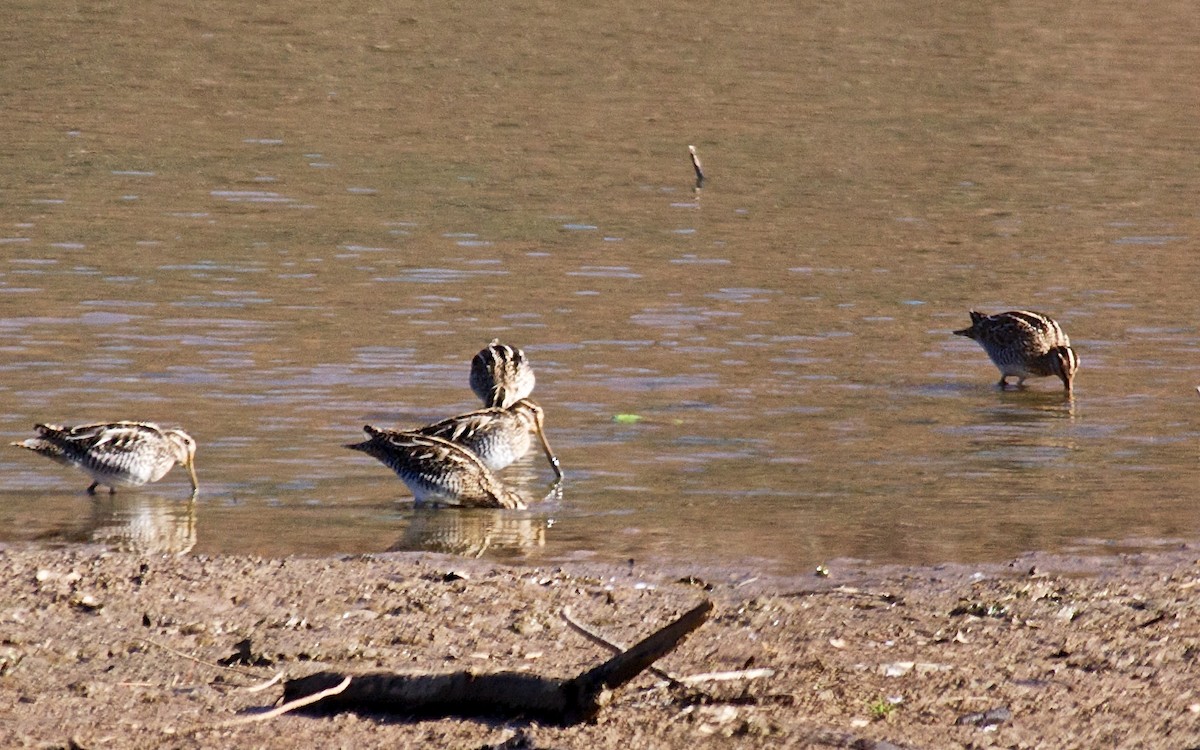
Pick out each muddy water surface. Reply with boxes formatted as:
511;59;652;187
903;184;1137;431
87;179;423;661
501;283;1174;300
1;1;1198;573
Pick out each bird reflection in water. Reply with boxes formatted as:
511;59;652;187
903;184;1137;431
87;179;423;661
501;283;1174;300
87;494;197;555
390;481;561;558
390;506;550;558
35;494;197;554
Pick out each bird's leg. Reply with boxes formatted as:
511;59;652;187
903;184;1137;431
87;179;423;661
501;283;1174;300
87;481;98;495
997;376;1009;389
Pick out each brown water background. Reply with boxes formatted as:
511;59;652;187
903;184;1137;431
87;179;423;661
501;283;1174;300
1;0;1198;573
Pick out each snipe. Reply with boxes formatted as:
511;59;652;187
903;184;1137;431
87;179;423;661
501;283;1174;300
12;421;199;495
954;310;1079;395
416;398;563;479
469;340;536;409
346;428;526;509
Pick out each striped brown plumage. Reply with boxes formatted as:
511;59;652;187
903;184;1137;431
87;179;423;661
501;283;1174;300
12;421;199;495
469;340;536;409
415;399;562;479
346;428;526;509
953;310;1079;394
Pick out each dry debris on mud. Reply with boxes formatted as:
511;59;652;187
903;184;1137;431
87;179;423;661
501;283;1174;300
2;544;1199;748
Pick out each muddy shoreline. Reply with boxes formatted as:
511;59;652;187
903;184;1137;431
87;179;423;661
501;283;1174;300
2;543;1198;748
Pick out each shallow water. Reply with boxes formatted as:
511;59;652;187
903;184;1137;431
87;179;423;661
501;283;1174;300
1;0;1198;574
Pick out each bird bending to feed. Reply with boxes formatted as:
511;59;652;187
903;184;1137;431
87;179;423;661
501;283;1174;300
469;340;536;409
12;421;199;495
416;398;563;480
953;310;1079;394
346;427;526;509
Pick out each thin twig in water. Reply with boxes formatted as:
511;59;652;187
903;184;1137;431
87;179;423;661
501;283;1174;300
688;145;705;190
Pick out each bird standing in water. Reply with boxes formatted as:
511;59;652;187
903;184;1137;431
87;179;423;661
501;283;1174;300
346;428;526;509
953;310;1079;395
416;399;563;480
12;421;199;495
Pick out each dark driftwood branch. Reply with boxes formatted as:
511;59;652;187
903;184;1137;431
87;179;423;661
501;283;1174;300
561;605;679;685
282;599;713;725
